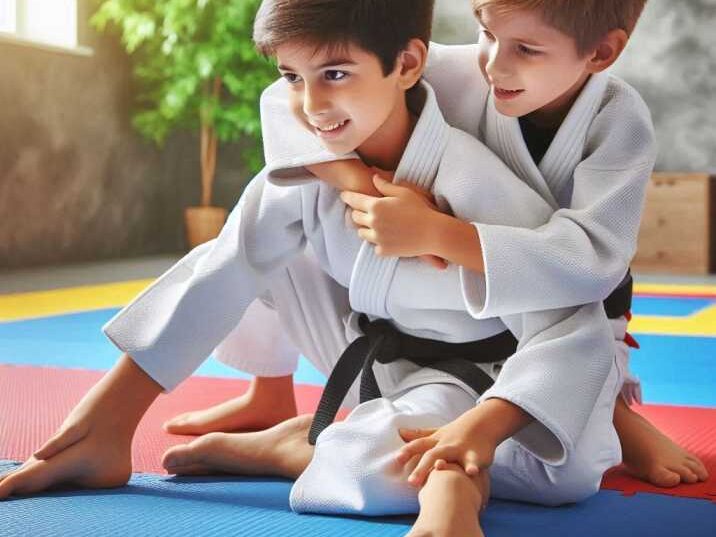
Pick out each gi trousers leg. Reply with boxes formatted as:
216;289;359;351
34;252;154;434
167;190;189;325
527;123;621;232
290;382;476;515
214;252;352;383
489;358;623;506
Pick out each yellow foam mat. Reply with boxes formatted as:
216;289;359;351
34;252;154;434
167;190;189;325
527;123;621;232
2;280;715;337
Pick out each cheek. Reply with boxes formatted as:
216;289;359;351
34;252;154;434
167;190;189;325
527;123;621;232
477;46;489;78
288;94;304;118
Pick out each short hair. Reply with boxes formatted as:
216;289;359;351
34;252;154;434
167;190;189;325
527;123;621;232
254;0;435;75
471;0;648;56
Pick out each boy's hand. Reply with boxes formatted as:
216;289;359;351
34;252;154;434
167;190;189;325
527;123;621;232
341;175;448;268
0;408;132;498
396;419;497;488
397;399;533;488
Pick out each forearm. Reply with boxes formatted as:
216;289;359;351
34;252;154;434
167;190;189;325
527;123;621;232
428;212;485;274
307;159;382;197
460;398;534;448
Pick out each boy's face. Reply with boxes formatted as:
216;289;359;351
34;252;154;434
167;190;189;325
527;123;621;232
276;40;404;156
476;6;593;121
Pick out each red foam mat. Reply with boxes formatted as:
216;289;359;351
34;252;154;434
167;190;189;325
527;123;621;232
601;404;716;501
1;365;714;501
0;364;331;474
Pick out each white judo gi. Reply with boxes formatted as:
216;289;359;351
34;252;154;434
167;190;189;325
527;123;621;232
222;42;657;405
104;81;622;514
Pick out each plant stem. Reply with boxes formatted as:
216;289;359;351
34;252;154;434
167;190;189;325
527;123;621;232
200;77;222;207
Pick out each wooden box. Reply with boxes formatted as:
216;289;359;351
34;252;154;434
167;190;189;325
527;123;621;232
632;173;715;274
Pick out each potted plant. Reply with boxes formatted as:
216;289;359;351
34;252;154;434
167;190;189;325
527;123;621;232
91;0;277;248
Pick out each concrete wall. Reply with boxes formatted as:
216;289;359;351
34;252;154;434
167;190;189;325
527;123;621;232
0;0;249;269
433;0;716;173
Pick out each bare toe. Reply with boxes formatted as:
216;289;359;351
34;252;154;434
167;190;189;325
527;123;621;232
162;438;212;471
647;467;681;488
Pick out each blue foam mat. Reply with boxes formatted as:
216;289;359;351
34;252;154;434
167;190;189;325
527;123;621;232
2;308;716;406
2;462;714;537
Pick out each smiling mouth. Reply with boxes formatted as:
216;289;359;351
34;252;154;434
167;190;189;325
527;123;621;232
312;119;350;138
494;87;524;100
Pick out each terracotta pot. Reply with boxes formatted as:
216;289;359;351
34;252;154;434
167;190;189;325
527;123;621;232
184;206;228;249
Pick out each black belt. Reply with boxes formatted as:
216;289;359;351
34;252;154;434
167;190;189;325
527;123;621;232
308;314;518;445
604;271;633;320
308;270;634;445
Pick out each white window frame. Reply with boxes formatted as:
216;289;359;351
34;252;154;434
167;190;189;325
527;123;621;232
0;0;92;56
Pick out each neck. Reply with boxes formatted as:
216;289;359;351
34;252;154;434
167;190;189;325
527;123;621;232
526;71;592;129
357;94;416;171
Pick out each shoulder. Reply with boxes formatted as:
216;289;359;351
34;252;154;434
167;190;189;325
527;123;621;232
443;126;502;168
424;42;489;137
441;126;523;185
583;75;657;169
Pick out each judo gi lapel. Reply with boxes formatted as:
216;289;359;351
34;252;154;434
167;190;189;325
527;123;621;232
349;81;451;317
483;71;610;209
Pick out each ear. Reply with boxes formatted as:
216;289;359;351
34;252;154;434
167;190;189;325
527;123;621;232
585;29;628;74
396;38;428;89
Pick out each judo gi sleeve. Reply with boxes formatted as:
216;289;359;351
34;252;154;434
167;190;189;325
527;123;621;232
485;302;616;466
102;172;307;391
463;93;657;319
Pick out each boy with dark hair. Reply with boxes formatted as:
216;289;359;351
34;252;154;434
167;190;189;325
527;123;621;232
182;0;707;508
1;2;626;535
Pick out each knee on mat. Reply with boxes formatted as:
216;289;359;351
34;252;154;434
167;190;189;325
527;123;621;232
539;461;604;506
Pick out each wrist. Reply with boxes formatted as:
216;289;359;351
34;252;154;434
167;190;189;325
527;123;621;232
425;209;456;256
430;214;484;273
459;398;533;447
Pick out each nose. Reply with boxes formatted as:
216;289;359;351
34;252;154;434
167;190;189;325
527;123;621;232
303;82;330;118
485;44;513;83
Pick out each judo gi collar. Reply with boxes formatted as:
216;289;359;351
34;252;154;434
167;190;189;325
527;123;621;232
484;71;610;209
349;80;451;318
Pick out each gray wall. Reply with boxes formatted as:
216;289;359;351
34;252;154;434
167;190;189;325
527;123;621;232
434;0;716;173
0;0;250;269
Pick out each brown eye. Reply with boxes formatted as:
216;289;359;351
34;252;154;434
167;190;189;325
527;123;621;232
282;73;302;84
517;44;541;56
481;30;496;42
325;70;348;81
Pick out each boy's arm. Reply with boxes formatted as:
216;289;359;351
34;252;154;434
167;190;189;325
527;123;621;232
0;354;162;499
306;160;382;197
398;398;533;486
461;92;657;319
397;300;615;482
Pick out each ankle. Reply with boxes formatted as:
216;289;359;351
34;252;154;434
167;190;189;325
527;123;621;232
249;376;297;410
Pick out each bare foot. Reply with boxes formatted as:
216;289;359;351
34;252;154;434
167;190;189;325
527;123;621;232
614;397;709;487
162;414;314;479
163;375;298;435
407;464;489;537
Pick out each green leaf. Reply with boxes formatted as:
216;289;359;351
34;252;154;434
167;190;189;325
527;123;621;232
92;0;277;174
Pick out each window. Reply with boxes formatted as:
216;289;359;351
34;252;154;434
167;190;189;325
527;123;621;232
0;0;16;33
0;0;78;49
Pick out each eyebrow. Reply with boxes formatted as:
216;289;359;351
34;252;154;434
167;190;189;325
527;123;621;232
278;58;358;71
478;20;547;48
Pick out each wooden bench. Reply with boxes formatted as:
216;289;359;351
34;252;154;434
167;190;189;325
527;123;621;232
633;173;715;274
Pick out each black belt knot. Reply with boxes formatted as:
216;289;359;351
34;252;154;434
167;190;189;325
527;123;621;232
308;315;516;445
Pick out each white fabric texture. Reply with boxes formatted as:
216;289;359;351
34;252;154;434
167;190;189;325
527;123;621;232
255;41;655;398
104;81;614;467
290;360;622;515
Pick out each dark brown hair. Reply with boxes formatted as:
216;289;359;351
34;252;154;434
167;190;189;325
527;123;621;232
254;0;435;75
472;0;648;56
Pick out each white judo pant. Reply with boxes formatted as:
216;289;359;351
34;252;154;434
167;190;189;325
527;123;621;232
214;254;623;514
